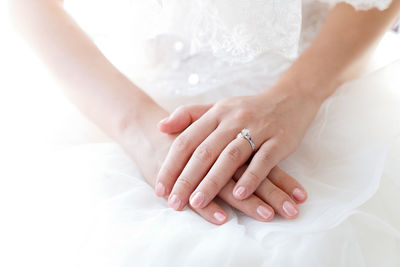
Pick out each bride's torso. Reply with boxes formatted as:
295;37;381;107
64;0;391;110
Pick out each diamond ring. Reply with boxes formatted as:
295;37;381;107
236;128;255;151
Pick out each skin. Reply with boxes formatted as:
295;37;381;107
10;0;400;224
157;106;308;219
9;0;309;225
155;1;400;214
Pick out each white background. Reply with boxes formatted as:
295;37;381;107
0;1;399;266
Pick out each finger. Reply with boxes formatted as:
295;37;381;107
233;164;247;180
253;178;299;219
168;127;237;210
233;165;299;218
158;185;228;225
158;104;213;134
218;179;275;222
189;137;253;209
234;165;307;205
189;199;228;225
268;167;308;203
155;111;218;198
233;138;285;200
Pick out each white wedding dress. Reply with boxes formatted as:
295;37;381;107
55;0;400;266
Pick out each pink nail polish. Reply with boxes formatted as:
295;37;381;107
190;191;205;208
234;186;246;199
213;211;226;223
292;188;306;202
159;117;169;124
256;205;273;220
283;201;298;217
155;182;166;197
169;194;181;210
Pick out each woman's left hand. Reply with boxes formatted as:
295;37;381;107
155;85;321;213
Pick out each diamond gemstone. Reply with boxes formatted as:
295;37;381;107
242;128;250;136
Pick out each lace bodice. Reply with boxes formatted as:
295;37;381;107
64;0;393;100
154;0;302;63
140;0;391;63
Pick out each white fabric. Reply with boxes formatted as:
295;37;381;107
64;0;393;97
316;0;392;10
59;0;400;266
50;62;400;267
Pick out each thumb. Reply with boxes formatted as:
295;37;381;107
157;103;213;134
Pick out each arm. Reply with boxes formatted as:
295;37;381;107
8;0;163;145
10;0;294;225
156;1;400;216
273;0;400;104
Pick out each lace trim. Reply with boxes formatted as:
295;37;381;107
315;0;393;10
157;0;302;63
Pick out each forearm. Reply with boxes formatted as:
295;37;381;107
9;0;162;143
272;0;400;104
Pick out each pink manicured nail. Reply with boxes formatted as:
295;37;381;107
292;188;306;202
169;194;181;210
155;182;166;197
233;186;246;199
213;211;226;223
190;191;205;208
158;117;169;124
256;205;273;220
283;201;298;217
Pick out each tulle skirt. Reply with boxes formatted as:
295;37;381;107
45;61;400;267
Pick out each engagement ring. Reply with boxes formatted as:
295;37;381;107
236;128;255;151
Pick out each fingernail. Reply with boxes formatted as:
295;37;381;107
155;182;166;197
158;117;169;124
190;191;205;208
169;194;181;210
256;205;273;220
292;188;307;202
283;201;298;217
233;186;247;199
213;211;226;223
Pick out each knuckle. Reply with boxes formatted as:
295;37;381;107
158;165;173;182
205;177;220;190
268;142;280;153
174;134;191;151
215;98;230;107
194;145;214;162
265;186;281;200
176;176;194;191
245;170;263;185
260;151;274;163
233;109;253;122
268;167;284;181
226;146;242;162
211;104;225;119
276;127;286;137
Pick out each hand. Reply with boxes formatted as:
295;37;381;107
155;86;318;218
119;103;302;224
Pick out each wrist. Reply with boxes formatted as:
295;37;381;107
116;99;168;145
270;54;345;106
268;70;340;108
116;103;174;187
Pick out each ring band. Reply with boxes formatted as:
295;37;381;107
236;128;255;151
